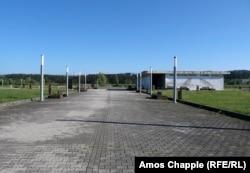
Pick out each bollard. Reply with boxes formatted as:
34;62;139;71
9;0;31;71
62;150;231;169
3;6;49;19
48;84;52;96
178;89;182;100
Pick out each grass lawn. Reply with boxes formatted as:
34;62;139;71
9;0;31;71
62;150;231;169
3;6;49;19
0;88;41;103
154;89;250;115
1;87;250;115
0;86;68;104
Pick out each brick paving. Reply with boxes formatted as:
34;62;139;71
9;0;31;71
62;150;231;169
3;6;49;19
0;89;250;172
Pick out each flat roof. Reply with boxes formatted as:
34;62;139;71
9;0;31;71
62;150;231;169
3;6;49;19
142;70;230;75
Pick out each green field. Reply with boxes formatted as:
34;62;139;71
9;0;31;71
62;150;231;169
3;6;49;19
0;86;67;103
153;89;250;115
0;88;41;103
1;87;250;115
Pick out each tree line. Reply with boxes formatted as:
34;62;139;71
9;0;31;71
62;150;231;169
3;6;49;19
224;70;250;85
0;73;136;86
1;70;249;86
224;70;250;79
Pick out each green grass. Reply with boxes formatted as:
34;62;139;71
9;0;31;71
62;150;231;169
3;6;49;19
0;86;68;103
154;89;250;115
1;87;250;115
0;88;41;103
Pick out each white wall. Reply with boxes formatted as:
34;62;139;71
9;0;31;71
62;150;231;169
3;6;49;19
165;74;225;90
141;73;225;91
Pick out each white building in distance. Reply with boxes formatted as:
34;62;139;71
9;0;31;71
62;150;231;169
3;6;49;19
140;71;230;91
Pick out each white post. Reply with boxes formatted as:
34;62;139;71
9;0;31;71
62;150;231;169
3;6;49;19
85;74;87;91
150;66;152;95
66;66;69;96
78;71;81;93
173;56;177;103
40;55;44;102
136;73;138;92
140;72;142;94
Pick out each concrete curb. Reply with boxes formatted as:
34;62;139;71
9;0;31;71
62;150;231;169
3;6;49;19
144;89;250;122
0;99;34;109
176;99;250;122
0;91;79;110
145;90;250;121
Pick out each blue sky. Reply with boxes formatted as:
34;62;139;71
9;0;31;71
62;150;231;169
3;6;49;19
0;0;250;75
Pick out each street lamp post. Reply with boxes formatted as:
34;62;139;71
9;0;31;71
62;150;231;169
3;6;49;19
85;74;87;91
173;56;177;103
78;71;81;93
136;73;138;92
40;55;44;102
66;66;69;96
140;72;142;94
150;66;152;95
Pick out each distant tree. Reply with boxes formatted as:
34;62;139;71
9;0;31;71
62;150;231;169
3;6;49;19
45;77;52;84
115;74;119;86
97;72;107;86
8;79;12;85
25;77;37;84
127;79;132;84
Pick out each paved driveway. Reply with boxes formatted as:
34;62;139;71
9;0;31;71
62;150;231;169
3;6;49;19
0;89;250;172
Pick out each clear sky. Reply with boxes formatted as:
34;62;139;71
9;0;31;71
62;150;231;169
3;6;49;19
0;0;250;75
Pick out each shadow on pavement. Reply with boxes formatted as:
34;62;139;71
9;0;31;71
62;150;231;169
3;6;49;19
107;88;131;91
56;119;250;132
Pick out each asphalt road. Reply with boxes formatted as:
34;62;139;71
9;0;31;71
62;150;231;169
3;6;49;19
0;89;250;172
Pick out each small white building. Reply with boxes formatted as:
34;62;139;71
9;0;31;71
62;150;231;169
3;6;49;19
140;71;230;91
